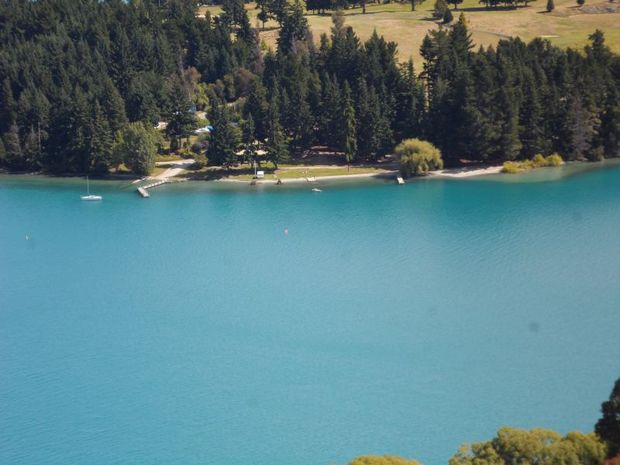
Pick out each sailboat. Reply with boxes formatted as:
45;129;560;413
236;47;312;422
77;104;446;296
81;176;102;201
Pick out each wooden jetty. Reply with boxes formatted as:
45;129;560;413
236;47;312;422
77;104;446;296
136;179;169;198
141;179;168;190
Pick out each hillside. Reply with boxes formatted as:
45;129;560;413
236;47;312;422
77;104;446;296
198;0;620;61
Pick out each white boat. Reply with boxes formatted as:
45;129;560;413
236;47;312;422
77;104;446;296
311;188;322;192
81;177;102;201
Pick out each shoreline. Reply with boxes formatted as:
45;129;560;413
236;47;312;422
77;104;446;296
3;160;619;190
210;165;505;185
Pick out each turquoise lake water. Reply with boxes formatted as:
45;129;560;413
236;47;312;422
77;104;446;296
1;165;619;465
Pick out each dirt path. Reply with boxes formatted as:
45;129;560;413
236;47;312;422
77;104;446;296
154;159;195;179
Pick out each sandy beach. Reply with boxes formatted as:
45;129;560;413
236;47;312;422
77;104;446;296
214;165;504;185
430;166;504;178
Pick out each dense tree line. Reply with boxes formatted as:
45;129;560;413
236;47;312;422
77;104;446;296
232;11;619;167
1;0;619;174
0;0;258;173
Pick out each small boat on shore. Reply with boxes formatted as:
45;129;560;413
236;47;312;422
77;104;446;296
81;177;102;201
312;188;322;192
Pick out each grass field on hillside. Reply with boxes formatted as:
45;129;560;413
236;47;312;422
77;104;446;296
198;0;620;62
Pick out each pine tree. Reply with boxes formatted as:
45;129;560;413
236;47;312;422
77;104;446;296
88;102;114;174
319;74;341;148
443;8;453;23
245;79;269;141
270;0;290;24
0;137;5;165
242;114;257;164
450;14;473;64
256;0;272;30
599;89;620;158
101;79;128;133
127;76;159;124
397;59;425;139
66;89;92;174
433;0;449;18
546;0;555;11
22;127;41;171
2;124;23;170
497;87;522;161
0;79;16;134
265;91;289;168
565;97;598;160
166;78;196;152
208;105;240;167
595;378;620;458
340;82;357;165
376;86;396;157
519;73;547;158
277;0;308;55
362;82;385;160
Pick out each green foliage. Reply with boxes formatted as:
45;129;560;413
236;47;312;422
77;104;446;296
502;154;564;173
596;378;620;457
0;137;5;164
443;8;454;23
113;123;161;175
545;154;563;166
208;105;241;167
546;0;555;11
349;456;422;465
265;90;289;168
166;79;197;152
433;0;450;18
0;0;619;174
193;152;208;169
450;427;606;465
577;0;585;5
277;0;309;55
340;82;358;164
396;138;444;177
0;0;253;174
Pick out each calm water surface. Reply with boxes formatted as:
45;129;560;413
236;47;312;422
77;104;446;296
1;165;619;465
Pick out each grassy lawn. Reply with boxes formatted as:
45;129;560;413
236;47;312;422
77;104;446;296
155;154;183;163
149;166;168;177
198;0;620;63
226;165;390;180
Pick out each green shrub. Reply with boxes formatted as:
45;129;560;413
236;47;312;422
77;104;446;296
502;161;523;174
545;153;563;166
502;154;564;173
532;153;546;167
396;138;444;177
350;456;422;465
193;152;208;169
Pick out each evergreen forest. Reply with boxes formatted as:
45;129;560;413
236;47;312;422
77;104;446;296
0;0;618;174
